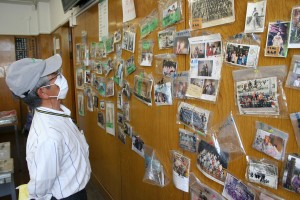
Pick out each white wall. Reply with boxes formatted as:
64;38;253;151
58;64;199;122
0;1;72;35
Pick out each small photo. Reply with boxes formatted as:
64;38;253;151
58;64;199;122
154;82;173;106
117;125;126;144
163;1;178;18
244;0;266;33
288;7;300;48
179;128;197;153
106;79;114;97
76;43;81;64
76;68;84;89
93;95;98;109
225;43;252;67
202;79;218;96
282;154;300;194
117;112;123;125
190;43;205;58
174;36;189;54
96;61;103;74
265;22;289;57
132;135;145;158
84;70;91;84
97;111;105;129
106;102;115;136
125;56;136;75
133;75;153;105
206;41;222;57
140;52;153;66
172;151;190;178
77;93;84;116
252;129;286;160
122;30;136;53
123;102;130;122
198;60;213;77
114;29;121;43
123;122;133;137
158;29;175;49
197;140;229;185
173;80;188;99
100;101;105;110
222;173;255;200
286;59;300;89
87;92;93;112
162;60;177;77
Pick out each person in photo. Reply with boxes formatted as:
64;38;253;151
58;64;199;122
293;76;300;87
5;54;91;200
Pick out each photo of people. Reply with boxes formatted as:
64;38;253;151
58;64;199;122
253;129;286;161
123;122;132;137
158;28;175;49
162;59;177;77
206;41;221;57
236;77;279;115
133;75;153;105
174;37;189;54
117;125;126;144
122;30;136;53
282;154;300;194
202;79;218;96
84;69;91;84
77;93;84;116
76;68;84;89
172;151;190;192
190;176;224;200
97;111;105;129
190;0;235;29
286;58;300;89
173;79;188;99
154;82;172;106
222;173;255;200
100;100;105;110
197;140;229;185
288;6;300;48
226;43;251;66
190;43;205;58
198;60;213;77
106;79;114;97
117;112;123;125
132;135;145;158
244;0;266;33
106;102;115;135
96;41;106;58
125;56;136;75
163;1;178;18
265;22;289;57
179;128;197;153
140;52;153;66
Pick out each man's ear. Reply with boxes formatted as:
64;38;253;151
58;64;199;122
37;87;49;99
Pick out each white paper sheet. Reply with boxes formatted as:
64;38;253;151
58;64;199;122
99;0;109;41
122;0;136;22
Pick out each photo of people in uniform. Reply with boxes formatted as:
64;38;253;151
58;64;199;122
244;0;266;33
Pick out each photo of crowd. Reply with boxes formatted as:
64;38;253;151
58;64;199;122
197;140;229;185
236;77;279;115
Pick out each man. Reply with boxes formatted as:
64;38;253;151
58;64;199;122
293;76;300;87
5;54;91;200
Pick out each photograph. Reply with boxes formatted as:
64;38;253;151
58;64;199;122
236;77;279;115
288;6;300;48
122;30;136;53
161;1;181;28
132;135;145;158
173;71;189;99
96;61;103;74
244;0;266;33
154;82;172;106
105;36;114;54
77;93;84;116
125;55;136;75
162;59;177;77
106;102;115;136
202;79;218;96
197;140;229;185
186;77;205;99
222;173;255;200
158;28;175;49
97;78;106;97
117;91;123;110
190;174;225;200
76;68;84;89
225;42;260;68
84;69;91;84
140;52;153;66
87;91;93;112
93;95;98;109
177;101;210;134
190;0;235;29
252;128;287;161
96;41;106;58
290;112;300;148
114;29;121;43
106;79;114;97
123;102;130;122
265;22;289;57
247;158;278;189
117;112;123;125
100;100;105;110
123;122;132;137
172;151;190;192
286;58;300;89
75;43;81;64
97;111;105;129
179;128;197;153
206;41;222;57
198;60;213;77
117;125;126;144
190;42;205;59
122;81;131;100
174;36;189;54
133;75;153;105
282;154;300;194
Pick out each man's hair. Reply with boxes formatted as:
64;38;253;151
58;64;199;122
21;76;50;109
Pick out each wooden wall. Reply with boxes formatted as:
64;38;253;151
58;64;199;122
73;1;300;200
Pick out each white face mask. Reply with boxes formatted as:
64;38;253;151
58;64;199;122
42;74;69;99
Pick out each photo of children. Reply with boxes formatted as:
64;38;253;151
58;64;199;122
226;43;250;66
206;41;221;57
162;59;177;77
198;60;213;77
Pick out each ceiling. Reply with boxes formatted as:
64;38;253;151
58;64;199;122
0;0;49;7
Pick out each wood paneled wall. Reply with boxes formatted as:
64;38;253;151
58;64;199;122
73;1;300;200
